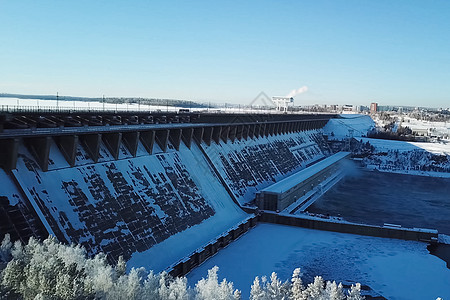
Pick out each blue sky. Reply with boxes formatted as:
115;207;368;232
1;0;449;107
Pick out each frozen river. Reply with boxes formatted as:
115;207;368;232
308;170;450;234
187;223;450;300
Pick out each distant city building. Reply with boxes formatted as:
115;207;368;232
342;104;353;112
272;97;294;112
370;102;378;113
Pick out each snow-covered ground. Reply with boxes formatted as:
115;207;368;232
403;116;450;139
360;137;450;155
323;114;375;139
187;223;450;300
357;138;450;177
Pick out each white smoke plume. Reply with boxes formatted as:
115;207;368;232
286;86;308;98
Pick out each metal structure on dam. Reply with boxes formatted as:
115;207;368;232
0;110;333;171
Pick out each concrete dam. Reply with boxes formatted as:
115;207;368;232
0;110;334;271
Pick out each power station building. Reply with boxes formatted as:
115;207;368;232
256;152;350;211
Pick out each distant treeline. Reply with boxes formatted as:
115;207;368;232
0;93;211;109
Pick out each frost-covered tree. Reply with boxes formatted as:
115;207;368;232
290;268;305;300
115;256;126;277
303;276;325;300
0;233;12;263
346;283;364;300
195;266;240;300
324;281;345;300
159;271;190;300
265;272;290;299
250;277;265;300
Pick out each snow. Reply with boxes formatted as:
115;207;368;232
0;169;23;206
360;137;450;155
47;141;70;170
323;114;375;139
260;152;349;194
204;129;327;205
122;142;249;272
403;116;450;139
365;165;450;178
187;223;450;300
356;137;450;177
0;97;317;114
10;137;247;271
0;97;185;112
10;169;56;237
439;234;450;244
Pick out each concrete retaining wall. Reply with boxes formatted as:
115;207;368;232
166;211;438;278
167;215;258;277
259;211;438;242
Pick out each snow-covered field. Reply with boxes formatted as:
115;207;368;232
187;223;450;300
357;137;450;177
360;137;450;155
323;114;375;139
403;116;450;138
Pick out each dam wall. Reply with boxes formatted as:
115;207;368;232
0;169;47;243
0;111;334;271
203;129;330;205
8;137;247;269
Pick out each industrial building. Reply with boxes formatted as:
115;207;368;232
256;152;350;211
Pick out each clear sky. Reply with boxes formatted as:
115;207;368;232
1;0;449;107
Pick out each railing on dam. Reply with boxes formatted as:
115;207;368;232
0;103;337;115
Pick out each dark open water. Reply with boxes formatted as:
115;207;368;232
308;170;450;234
